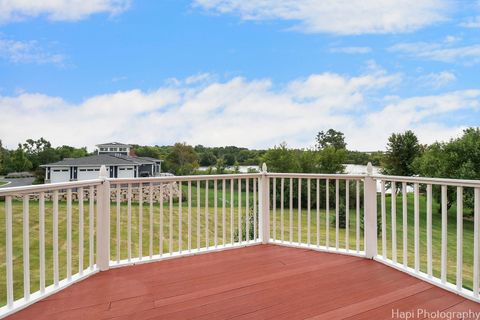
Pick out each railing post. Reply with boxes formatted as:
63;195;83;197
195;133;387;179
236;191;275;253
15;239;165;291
97;165;110;271
259;163;270;244
364;162;377;259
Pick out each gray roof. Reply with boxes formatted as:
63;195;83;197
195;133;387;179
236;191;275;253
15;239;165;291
137;156;163;163
113;154;161;165
41;154;144;167
96;142;130;147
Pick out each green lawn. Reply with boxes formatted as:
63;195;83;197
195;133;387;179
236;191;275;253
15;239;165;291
0;186;476;306
0;181;8;186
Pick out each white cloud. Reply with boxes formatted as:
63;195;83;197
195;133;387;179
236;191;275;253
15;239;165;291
460;16;480;28
193;0;449;35
0;71;478;151
418;71;456;89
0;37;65;65
0;0;131;23
330;47;372;54
389;41;480;64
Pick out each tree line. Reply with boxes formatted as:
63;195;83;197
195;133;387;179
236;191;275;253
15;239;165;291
1;127;479;190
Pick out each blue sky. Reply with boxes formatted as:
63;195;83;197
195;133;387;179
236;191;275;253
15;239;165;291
0;0;479;151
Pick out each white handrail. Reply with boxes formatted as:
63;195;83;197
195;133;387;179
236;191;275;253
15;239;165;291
0;179;103;195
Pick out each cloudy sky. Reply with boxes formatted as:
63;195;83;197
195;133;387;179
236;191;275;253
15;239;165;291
0;0;479;151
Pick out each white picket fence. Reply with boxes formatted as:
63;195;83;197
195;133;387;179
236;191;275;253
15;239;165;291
0;163;479;318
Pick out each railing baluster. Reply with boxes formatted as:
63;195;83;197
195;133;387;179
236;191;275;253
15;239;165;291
67;189;72;281
427;184;432;277
39;192;46;292
316;179;320;247
178;181;183;253
160;183;164;256
456;186;463;290
23;195;30;300
335;179;339;250
222;179;226;245
197;180;202;251
474;188;480;297
169;183;173;254
391;182;397;263
381;180;386;259
127;184;132;261
356;180;360;253
345;180;349;251
78;188;84;274
307;178;311;246
230;179;234;244
326;179;330;249
53;190;59;286
238;178;242;243
414;183;420;272
88;186;94;270
179;181;182;253
188;181;192;251
441;185;448;283
289;178;293;244
246;178;250;242
205;180;209;248
214;179;218;248
116;185;121;263
5;196;14;308
149;183;154;258
272;178;276;241
402;182;408;268
253;178;257;241
281;178;284;242
298;178;302;243
139;183;143;259
148;182;153;259
197;181;201;250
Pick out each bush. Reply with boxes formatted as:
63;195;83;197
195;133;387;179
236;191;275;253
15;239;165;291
331;203;347;229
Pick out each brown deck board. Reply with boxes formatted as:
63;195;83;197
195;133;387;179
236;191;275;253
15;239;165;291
6;244;480;320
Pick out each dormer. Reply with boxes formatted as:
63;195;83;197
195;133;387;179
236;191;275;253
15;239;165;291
96;142;131;156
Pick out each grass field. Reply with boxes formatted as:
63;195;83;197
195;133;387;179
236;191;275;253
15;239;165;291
0;184;476;306
0;181;8;186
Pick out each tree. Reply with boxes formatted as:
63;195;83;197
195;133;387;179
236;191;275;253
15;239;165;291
215;158;226;174
382;130;422;177
4;144;33;173
223;153;236;166
165;143;199;175
0;139;5;174
131;145;161;159
22;138;55;170
199;151;217;166
317;147;346;174
414;128;480;214
261;143;301;173
316;129;346;150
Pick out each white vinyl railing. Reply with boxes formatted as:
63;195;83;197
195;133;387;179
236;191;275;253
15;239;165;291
0;179;103;318
373;174;480;301
1;163;480;318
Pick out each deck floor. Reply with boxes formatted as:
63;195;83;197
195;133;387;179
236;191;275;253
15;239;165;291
7;245;480;320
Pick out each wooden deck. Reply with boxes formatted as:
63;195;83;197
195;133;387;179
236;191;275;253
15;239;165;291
6;245;480;320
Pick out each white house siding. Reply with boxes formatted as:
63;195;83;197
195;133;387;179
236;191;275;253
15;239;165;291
50;167;70;183
118;166;135;178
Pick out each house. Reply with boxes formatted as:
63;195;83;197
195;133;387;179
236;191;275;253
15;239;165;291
42;142;163;183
